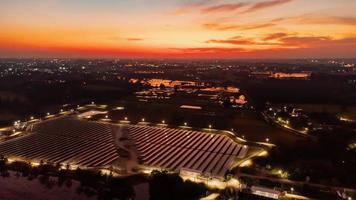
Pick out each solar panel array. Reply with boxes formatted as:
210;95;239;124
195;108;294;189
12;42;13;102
0;118;119;167
127;125;248;177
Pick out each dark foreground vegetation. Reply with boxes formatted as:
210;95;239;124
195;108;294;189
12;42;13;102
149;170;206;200
0;156;136;199
0;156;209;200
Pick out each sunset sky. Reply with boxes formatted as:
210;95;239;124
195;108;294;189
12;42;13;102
1;0;356;58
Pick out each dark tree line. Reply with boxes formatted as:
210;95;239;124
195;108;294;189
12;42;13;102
149;170;206;200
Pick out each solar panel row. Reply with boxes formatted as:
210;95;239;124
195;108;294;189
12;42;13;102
0;118;119;167
127;125;248;177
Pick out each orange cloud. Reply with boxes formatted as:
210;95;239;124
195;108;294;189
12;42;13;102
270;15;356;27
127;38;144;41
262;32;289;41
205;33;356;50
201;3;247;13
203;22;275;31
169;0;293;15
206;38;257;45
300;16;356;26
243;0;293;14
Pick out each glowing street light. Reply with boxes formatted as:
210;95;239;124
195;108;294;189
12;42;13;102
266;138;270;142
162;120;165;124
124;117;128;121
208;124;212;129
184;122;187;126
46;112;50;116
30;116;34;120
91;101;95;105
105;115;108;119
142;118;145;122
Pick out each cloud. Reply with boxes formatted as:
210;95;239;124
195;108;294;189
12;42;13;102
127;38;144;41
299;16;356;26
205;32;356;50
280;36;331;47
167;0;215;15
241;23;276;30
171;47;248;54
171;35;356;58
270;15;356;27
203;22;275;31
169;0;293;15
262;33;356;48
206;35;279;46
243;0;293;14
201;3;247;13
262;32;289;40
207;38;257;45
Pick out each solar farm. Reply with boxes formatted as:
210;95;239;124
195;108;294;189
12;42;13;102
0;115;253;178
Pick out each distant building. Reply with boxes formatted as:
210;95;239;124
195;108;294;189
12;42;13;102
270;72;311;79
180;105;202;110
250;186;281;199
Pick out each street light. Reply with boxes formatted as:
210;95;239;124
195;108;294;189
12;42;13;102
162;120;165;124
142;118;145;122
124;117;128;121
266;138;270;143
208;124;212;129
184;122;187;126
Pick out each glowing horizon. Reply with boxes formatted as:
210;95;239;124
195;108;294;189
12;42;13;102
1;0;356;59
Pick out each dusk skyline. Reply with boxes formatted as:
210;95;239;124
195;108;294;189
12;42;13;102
1;0;356;58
